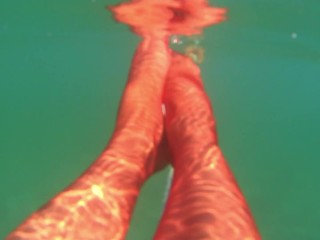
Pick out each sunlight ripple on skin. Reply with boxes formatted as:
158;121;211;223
6;0;261;239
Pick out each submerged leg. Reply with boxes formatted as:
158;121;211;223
154;53;261;240
6;2;173;240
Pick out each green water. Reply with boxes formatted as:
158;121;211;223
1;0;319;239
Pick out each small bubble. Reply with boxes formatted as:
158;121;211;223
291;32;298;39
170;35;183;45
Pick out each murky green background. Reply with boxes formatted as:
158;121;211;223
1;0;319;239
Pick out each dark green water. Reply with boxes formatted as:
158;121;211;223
1;0;319;239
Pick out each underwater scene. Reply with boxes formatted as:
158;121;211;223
1;0;320;239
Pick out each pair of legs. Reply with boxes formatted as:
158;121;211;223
7;0;260;239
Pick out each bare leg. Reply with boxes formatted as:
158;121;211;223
154;53;261;240
6;22;171;240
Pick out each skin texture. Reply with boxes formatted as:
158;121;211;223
7;0;261;239
6;36;171;240
154;53;261;240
